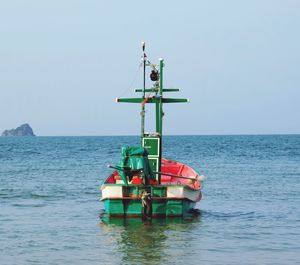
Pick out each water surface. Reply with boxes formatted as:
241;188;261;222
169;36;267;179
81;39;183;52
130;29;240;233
0;135;300;265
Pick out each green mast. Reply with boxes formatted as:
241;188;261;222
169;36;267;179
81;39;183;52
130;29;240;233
157;59;163;135
116;44;189;183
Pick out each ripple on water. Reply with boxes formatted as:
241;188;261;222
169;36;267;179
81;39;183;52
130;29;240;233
0;135;300;265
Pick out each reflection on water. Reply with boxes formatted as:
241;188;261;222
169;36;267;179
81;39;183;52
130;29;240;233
98;213;202;265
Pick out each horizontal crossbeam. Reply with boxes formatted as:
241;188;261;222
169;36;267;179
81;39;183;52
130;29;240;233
162;98;189;103
116;97;189;103
134;88;180;93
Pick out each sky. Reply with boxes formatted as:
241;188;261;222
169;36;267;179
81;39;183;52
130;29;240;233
0;0;299;136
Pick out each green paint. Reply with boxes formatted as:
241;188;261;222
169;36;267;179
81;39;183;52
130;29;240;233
162;98;189;103
157;59;164;182
114;145;155;185
103;198;195;217
142;137;159;156
117;97;188;104
135;88;157;93
147;158;159;172
162;88;180;92
155;101;160;133
166;200;183;216
117;98;145;103
104;199;124;215
151;186;167;197
152;200;167;215
158;59;163;137
135;88;179;93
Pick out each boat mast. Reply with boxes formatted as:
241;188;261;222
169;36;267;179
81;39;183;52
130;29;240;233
156;58;164;183
115;44;189;183
157;58;164;136
141;42;146;142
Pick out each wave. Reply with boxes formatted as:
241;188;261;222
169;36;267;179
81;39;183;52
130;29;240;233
0;190;68;200
30;193;51;199
11;203;46;208
201;210;257;220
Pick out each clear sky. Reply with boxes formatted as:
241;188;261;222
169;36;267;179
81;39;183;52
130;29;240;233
0;0;299;136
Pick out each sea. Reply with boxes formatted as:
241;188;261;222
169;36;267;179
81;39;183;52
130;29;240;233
0;135;299;265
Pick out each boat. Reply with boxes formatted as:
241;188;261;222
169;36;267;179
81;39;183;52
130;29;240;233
101;43;205;218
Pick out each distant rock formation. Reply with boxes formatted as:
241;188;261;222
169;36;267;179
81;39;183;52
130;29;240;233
1;124;36;137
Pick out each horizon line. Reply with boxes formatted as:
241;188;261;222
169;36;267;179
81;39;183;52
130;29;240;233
7;133;299;137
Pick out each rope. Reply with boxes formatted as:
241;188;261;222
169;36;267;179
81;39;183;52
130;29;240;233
141;190;152;219
118;64;142;98
141;96;150;107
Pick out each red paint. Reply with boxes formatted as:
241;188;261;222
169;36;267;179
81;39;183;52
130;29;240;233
105;158;202;190
161;158;202;189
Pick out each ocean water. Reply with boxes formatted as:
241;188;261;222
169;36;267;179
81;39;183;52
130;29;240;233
0;135;300;265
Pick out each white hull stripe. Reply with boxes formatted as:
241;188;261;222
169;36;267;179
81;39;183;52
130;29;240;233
101;185;201;202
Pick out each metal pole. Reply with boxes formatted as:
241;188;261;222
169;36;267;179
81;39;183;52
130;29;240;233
141;42;146;142
158;59;164;136
157;58;164;183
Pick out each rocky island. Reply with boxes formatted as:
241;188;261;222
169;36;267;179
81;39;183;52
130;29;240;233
1;124;36;137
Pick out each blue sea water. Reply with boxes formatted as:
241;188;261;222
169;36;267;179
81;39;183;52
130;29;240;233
0;135;300;265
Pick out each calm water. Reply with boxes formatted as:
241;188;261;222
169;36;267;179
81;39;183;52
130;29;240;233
0;135;300;265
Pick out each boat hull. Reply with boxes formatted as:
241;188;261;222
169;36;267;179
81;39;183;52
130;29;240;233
103;197;197;217
101;184;202;217
101;158;204;218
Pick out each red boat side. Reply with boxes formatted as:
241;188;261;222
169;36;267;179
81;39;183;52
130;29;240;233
104;158;202;190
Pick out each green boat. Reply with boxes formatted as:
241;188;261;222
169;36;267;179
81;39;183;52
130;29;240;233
101;43;205;219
